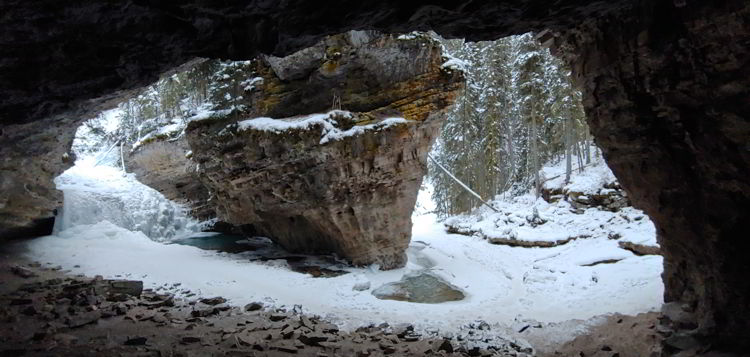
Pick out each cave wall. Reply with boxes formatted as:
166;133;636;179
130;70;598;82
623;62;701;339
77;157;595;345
0;118;74;239
1;0;633;126
557;0;750;351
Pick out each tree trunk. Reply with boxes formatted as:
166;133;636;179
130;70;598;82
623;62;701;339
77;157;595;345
583;131;592;164
428;154;498;212
576;139;584;173
565;115;572;184
531;110;540;198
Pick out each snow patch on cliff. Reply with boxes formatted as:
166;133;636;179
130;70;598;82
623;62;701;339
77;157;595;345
442;54;469;72
236;111;411;144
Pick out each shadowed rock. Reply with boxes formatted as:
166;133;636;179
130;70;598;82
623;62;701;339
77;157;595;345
554;1;750;350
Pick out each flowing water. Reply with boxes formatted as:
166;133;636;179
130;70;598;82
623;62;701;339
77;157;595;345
171;233;350;278
170;233;257;253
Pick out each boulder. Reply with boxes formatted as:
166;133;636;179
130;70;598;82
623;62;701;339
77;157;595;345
173;32;462;268
542;184;630;212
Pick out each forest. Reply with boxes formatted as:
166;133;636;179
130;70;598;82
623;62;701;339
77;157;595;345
430;33;593;216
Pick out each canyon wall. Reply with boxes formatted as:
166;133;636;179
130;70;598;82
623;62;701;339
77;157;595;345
556;1;750;351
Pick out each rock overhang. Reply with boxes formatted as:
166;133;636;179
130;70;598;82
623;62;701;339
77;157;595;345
177;32;464;268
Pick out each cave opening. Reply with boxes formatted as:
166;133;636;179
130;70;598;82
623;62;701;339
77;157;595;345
2;30;668;356
1;1;748;355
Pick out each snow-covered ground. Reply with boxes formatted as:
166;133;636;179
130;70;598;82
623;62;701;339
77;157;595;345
540;151;618;196
445;155;657;248
23;153;664;341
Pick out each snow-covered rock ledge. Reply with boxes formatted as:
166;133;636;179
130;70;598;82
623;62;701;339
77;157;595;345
444;156;660;253
230;110;412;145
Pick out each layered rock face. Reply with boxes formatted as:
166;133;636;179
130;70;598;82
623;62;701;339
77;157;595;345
556;0;750;351
0;0;632;126
182;32;463;268
192;112;439;268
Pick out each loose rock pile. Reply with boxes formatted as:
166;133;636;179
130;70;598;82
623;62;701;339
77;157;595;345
542;182;630;214
1;262;533;356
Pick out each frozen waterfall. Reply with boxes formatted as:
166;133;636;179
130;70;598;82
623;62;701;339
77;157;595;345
52;156;202;241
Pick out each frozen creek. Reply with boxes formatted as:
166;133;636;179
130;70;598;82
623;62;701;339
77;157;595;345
23;157;664;342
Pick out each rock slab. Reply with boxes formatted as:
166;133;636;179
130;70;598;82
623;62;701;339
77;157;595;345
184;32;462;269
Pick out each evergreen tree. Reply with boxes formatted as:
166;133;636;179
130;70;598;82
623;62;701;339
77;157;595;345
430;33;593;216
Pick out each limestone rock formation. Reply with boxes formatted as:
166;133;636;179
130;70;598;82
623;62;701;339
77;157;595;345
192;112;438;268
555;1;750;351
180;32;463;268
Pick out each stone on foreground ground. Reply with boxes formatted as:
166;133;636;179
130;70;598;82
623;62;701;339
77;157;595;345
9;246;732;356
0;252;533;357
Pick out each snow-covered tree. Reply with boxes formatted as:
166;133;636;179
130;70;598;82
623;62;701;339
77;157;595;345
430;33;592;216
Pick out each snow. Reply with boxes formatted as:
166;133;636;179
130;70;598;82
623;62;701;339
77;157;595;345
445;194;656;246
186;106;233;123
444;152;657;247
235;111;410;145
442;54;469;72
155;119;183;137
22;139;663;345
71;108;123;156
133;120;182;148
236;113;339;133
397;32;420;40
25;183;663;338
321;117;409;144
99;108;123;133
241;76;264;91
541;149;617;195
